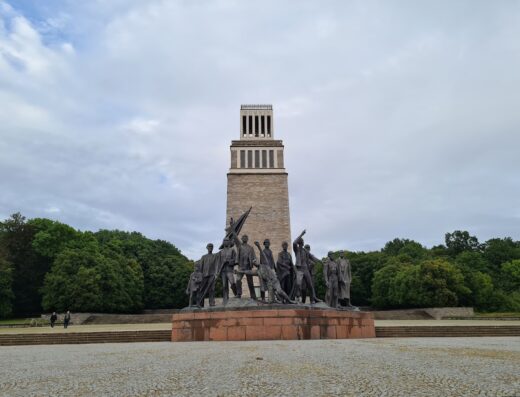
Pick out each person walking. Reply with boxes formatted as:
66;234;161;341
50;312;57;328
63;311;71;329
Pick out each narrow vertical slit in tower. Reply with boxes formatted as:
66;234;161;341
269;150;274;168
267;115;271;136
242;116;246;137
255;116;259;137
262;150;267;168
247;150;252;168
248;115;253;135
261;115;265;136
240;150;245;168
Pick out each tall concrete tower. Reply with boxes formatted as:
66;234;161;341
226;104;291;260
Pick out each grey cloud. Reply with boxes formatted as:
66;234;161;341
1;0;519;258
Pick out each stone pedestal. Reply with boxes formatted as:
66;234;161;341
171;307;375;342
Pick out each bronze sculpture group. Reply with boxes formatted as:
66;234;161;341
186;208;355;310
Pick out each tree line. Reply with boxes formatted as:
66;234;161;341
0;213;192;318
0;213;518;318
331;231;520;312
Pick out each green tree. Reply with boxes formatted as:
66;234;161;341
371;261;408;308
145;256;187;309
430;244;449;258
0;213;50;315
445;230;481;257
455;251;489;274
372;259;469;309
0;255;14;318
97;244;144;313
382;238;427;260
42;242;144;313
42;245;103;312
465;271;494;310
403;259;469;307
93;230;188;309
453;251;494;309
30;218;80;260
500;260;520;294
483;238;520;274
170;259;194;309
344;251;386;306
313;260;326;300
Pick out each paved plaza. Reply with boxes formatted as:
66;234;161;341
0;337;519;396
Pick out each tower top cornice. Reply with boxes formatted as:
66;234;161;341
241;104;272;110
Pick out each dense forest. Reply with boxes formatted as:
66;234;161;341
323;232;520;312
0;213;519;318
0;213;192;318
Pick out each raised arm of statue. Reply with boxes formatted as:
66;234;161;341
293;231;305;252
253;241;264;265
308;252;319;264
253;241;261;252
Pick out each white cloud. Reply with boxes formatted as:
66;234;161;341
0;0;519;258
122;118;161;136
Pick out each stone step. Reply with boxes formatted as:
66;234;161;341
375;326;520;337
2;326;519;345
0;330;171;346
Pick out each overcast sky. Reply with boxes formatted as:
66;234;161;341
1;0;519;259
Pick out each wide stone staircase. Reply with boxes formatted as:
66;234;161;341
2;326;519;346
0;330;171;346
376;325;520;337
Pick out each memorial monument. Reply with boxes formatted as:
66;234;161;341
172;105;375;342
226;105;291;260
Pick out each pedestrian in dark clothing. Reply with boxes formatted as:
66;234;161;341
63;311;71;329
50;312;57;328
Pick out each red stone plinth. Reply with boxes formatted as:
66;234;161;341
171;308;375;342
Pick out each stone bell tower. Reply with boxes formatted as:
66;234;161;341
226;104;292;260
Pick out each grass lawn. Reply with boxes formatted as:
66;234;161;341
0;318;37;325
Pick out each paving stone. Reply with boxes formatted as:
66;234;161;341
0;338;518;396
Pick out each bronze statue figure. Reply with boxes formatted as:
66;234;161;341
258;239;276;302
276;241;294;297
292;230;318;304
196;243;218;307
253;241;295;304
301;244;319;304
184;207;355;311
186;260;203;307
219;238;238;304
233;234;257;299
338;252;353;307
323;252;340;308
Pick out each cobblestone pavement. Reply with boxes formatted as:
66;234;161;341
0;338;518;396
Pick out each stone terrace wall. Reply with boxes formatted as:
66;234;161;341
370;307;474;320
172;308;375;342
